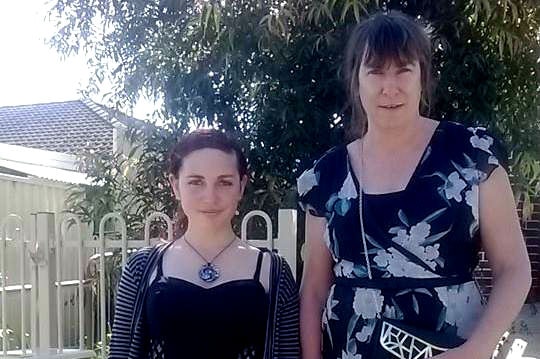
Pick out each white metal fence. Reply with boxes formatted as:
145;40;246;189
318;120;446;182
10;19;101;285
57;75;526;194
0;209;297;358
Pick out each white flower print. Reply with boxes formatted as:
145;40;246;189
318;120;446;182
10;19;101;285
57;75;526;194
460;167;480;182
470;132;494;155
465;185;479;222
355;321;376;342
453;161;480;183
435;282;485;337
353;288;384;319
338;171;358;200
377;247;439;278
323;285;340;325
488;155;499;166
409;222;430;244
465;185;479;237
374;215;449;278
334;259;355;278
467;126;486;133
297;167;318;196
443;172;466;202
373;249;392;267
339;349;362;359
391;222;440;266
383;304;404;320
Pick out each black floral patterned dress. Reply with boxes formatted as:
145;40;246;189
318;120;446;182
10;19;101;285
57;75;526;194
297;121;507;359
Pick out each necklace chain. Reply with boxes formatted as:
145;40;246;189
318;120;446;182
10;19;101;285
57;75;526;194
359;139;373;280
183;236;237;265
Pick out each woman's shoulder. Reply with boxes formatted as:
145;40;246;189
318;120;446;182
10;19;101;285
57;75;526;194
125;240;171;273
438;120;503;147
297;145;349;209
309;145;347;171
435;120;508;180
262;250;296;285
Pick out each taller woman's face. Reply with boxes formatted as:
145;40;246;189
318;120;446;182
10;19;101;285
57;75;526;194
358;58;423;130
170;148;247;228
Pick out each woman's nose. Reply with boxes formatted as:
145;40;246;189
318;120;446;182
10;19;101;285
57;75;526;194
380;75;400;97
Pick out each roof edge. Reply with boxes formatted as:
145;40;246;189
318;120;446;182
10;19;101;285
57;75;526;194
0;143;79;171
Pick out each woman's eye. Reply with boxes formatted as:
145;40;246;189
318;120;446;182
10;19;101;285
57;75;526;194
220;181;233;186
188;180;202;186
398;68;412;74
368;69;383;75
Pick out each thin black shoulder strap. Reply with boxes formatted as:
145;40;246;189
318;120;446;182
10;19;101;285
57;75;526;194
155;250;165;278
253;249;264;280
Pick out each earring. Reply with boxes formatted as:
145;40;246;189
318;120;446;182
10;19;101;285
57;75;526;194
235;209;240;216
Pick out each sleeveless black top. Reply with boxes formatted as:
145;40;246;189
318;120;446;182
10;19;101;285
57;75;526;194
145;250;269;359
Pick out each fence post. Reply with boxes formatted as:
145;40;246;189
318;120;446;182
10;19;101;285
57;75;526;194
277;209;297;279
34;212;58;355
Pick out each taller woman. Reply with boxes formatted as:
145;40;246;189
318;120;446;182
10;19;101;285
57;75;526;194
109;129;299;359
299;11;531;359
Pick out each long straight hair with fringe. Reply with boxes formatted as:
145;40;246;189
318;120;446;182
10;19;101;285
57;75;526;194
343;11;434;139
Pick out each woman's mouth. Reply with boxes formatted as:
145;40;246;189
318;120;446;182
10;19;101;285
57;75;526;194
379;103;404;109
199;210;221;215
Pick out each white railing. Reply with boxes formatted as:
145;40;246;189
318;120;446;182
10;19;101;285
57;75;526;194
0;214;28;357
0;209;297;358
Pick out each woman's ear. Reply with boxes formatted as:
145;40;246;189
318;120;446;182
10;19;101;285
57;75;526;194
169;174;181;201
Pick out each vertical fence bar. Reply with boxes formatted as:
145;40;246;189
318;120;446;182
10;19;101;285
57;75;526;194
0;214;26;354
16;215;27;355
55;218;63;354
277;209;297;278
1;216;9;355
60;214;85;351
30;214;38;354
144;212;174;247
35;212;54;355
78;221;85;351
241;210;273;250
99;213;126;359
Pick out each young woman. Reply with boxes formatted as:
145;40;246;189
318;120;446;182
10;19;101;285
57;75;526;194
298;11;531;359
109;129;299;359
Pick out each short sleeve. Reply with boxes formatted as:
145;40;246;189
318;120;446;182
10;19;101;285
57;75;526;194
297;147;344;217
465;126;509;183
297;163;325;216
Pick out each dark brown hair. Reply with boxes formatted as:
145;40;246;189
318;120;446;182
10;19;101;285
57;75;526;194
343;11;433;138
168;128;248;178
168;129;248;236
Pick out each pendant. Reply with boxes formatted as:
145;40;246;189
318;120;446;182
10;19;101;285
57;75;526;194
199;263;220;282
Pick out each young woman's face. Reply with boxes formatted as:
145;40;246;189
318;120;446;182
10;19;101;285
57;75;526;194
170;148;247;228
358;59;422;129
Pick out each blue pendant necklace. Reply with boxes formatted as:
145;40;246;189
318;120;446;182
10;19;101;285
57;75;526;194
183;236;237;283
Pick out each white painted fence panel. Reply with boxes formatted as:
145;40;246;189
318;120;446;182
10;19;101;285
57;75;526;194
0;209;297;358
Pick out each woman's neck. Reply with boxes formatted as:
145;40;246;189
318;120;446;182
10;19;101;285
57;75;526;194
363;116;432;154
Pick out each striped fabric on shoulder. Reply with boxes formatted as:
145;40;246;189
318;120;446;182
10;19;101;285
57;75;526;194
109;247;153;359
272;254;301;358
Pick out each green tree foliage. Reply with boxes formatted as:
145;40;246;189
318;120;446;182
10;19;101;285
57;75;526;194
50;0;540;231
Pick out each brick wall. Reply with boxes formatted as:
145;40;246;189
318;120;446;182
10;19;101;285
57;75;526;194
475;200;540;303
